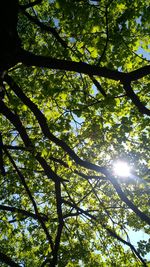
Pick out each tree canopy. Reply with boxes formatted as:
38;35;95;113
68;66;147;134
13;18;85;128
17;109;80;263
0;0;150;266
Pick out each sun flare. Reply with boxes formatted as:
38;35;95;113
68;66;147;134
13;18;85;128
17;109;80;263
113;161;130;177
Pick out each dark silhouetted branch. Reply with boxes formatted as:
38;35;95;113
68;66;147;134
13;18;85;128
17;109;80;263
19;9;67;48
19;49;150;82
19;49;127;81
0;132;5;175
17;50;150;116
107;174;150;226
123;82;150;116
52;180;64;266
89;75;107;97
0;251;20;267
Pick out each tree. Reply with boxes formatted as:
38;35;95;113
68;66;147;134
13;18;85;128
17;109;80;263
0;0;150;266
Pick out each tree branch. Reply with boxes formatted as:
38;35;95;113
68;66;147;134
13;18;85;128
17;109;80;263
107;174;150;226
0;132;5;175
89;75;107;97
123;82;150;116
19;49;150;82
0;252;20;267
17;50;150;116
19;9;68;48
52;180;64;266
19;49;127;81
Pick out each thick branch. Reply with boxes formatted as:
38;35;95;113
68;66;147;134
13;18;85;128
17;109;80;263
19;49;127;81
0;252;20;267
19;49;150;82
0;100;32;147
123;82;150;116
0;0;21;71
17;51;150;116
